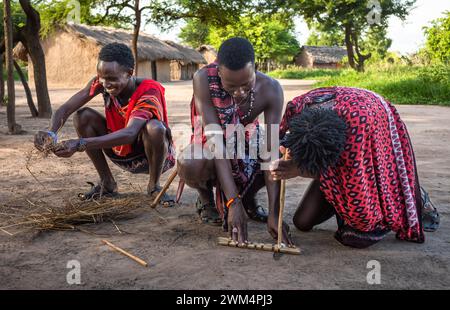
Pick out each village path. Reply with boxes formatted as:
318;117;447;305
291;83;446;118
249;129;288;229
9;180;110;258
0;79;449;289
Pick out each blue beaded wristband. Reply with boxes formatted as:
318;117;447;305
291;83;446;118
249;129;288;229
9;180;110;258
45;130;58;144
77;138;87;152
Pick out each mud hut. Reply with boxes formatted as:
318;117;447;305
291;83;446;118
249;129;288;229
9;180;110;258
24;23;206;88
164;41;207;80
13;43;29;62
197;45;217;68
294;46;347;69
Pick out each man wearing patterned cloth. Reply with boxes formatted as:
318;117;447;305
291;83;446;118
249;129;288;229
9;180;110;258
270;87;439;248
177;37;293;245
34;43;175;205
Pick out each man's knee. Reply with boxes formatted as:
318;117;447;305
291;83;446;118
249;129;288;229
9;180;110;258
293;213;314;232
73;107;96;129
177;144;214;182
143;120;166;142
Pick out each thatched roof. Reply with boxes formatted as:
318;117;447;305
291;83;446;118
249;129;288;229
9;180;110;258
197;45;217;53
13;42;28;62
164;41;206;64
65;23;205;64
301;46;347;64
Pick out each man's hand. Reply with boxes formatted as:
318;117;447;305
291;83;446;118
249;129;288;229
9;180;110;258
228;200;248;245
53;139;79;158
269;146;300;181
34;131;57;152
267;215;294;246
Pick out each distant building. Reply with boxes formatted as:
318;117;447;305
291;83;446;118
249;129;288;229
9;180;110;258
295;46;347;69
164;40;206;80
197;45;217;67
15;23;206;88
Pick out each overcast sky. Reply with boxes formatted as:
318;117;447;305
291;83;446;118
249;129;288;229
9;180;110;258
143;0;450;55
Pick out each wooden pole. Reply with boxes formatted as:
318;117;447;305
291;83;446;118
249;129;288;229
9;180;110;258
150;169;178;208
102;239;148;267
275;152;288;252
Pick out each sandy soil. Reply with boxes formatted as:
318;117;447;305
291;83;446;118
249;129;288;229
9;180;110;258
0;79;448;289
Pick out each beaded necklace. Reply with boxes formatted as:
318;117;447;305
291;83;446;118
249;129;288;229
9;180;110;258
233;88;255;121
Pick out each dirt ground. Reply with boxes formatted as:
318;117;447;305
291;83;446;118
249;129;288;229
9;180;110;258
0;79;448;290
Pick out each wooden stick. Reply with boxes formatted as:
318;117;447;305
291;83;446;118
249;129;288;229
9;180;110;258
101;239;148;267
217;237;300;255
0;227;13;236
275;152;288;252
150;169;178;208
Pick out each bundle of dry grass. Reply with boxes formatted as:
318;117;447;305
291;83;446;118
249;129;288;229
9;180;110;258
0;194;154;236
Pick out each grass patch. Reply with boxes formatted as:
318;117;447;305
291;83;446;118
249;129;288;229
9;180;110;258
269;65;450;106
2;66;28;81
268;68;343;80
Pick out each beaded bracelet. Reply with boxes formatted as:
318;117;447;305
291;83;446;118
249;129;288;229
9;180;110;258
77;138;87;152
226;195;241;209
45;130;58;144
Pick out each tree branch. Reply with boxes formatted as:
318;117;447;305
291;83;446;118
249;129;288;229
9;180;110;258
19;0;40;29
139;5;152;13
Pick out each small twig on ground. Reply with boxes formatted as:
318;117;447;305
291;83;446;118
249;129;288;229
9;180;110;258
110;220;122;234
0;227;13;236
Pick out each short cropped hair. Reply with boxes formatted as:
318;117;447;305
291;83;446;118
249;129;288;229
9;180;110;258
98;42;135;70
217;37;255;70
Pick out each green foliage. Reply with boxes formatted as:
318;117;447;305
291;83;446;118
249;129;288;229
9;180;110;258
306;27;344;46
39;0;77;38
268;67;343;80
297;0;415;32
268;63;450;105
0;0;27;39
306;24;392;62
293;0;416;71
209;14;299;65
151;0;248;28
361;26;392;60
418;64;450;84
178;19;209;48
424;11;450;63
316;65;450;105
2;65;27;81
38;0;134;35
180;13;299;66
410;48;433;66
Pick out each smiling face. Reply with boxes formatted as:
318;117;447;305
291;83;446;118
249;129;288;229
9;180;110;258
97;60;133;97
218;62;256;103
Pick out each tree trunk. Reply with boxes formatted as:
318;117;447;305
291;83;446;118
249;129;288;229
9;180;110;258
0;53;5;106
19;0;52;118
14;59;38;117
132;0;141;76
344;24;357;71
344;23;371;72
352;31;371;73
3;0;22;134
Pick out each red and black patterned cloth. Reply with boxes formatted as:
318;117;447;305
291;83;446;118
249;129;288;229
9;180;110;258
281;87;424;244
89;77;175;174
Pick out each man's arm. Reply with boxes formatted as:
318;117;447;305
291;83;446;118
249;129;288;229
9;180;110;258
35;78;97;151
263;79;293;245
83;117;146;150
50;78;97;133
193;69;248;243
53;117;146;157
193;69;240;202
